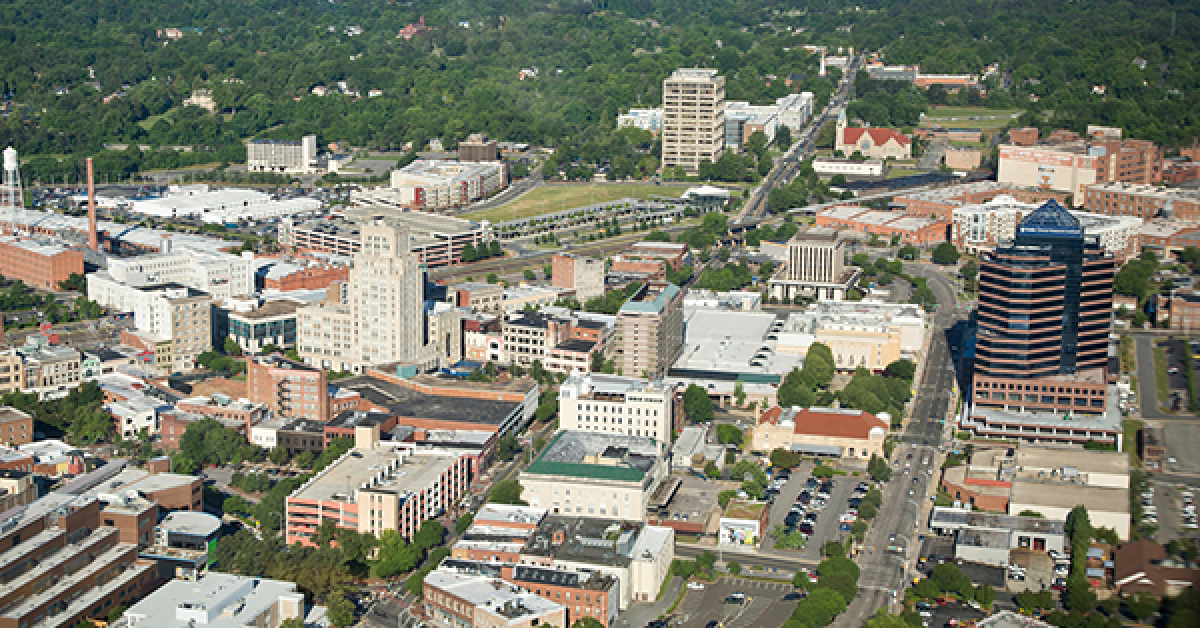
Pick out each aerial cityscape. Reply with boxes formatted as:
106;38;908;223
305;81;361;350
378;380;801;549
0;2;1198;628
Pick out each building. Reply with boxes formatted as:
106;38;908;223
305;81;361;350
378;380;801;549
812;157;884;178
387;160;508;211
16;336;83;399
617;108;664;134
551;253;605;301
0;351;23;396
1008;481;1129;540
285;430;470;544
128;185;322;225
0;236;83;290
997;130;1164;204
814;206;951;246
451;504;547;563
720;500;768;547
89;247;254;306
767;227;862;302
518;516;674;609
123;573;306;628
1084;181;1200;221
259;261;350;292
623;242;691;270
501;284;561;313
247;135;318;174
945;147;983;170
296;218;426;373
775;300;927;371
0;407;33;446
423;567;567;628
520;431;667;522
108;284;213;375
502;310;611;374
1113;540;1200;597
458;133;499;162
749;406;889;459
280;208;494;268
248;354;331;422
661;69;726;175
927;507;1067;567
972;200;1115;417
614;281;684;379
557;372;675;442
182;89;216;112
952;195;1142;260
895;181;1069;223
669;307;801;405
448;282;505;313
0;469;35;517
0;493;159;628
221;297;303;353
835;111;912;160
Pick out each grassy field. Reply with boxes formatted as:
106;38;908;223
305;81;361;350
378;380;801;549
138;106;180;131
887;168;926;179
464;183;694;223
921;106;1022;129
1154;345;1171;406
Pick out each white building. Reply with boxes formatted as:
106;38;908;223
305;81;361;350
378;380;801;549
520;431;667;522
952;195;1142;260
86;281;214;372
91;245;255;305
767;227;862;301
775;92;815;132
247;135;318;174
813;157;884;178
557;372;675;443
128;185;322;224
296;218;426;373
123;573;307;628
389;160;508;211
662;69;726;175
775;300;927;370
616;108;664;134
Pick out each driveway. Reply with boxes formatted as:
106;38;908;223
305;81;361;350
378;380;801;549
615;576;682;627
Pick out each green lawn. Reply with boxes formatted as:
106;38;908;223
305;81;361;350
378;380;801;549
1153;345;1170;406
921;106;1022;129
463;183;694;223
887;168;925;179
138;106;180;130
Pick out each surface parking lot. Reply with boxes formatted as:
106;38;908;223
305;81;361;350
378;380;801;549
760;463;865;559
674;577;801;628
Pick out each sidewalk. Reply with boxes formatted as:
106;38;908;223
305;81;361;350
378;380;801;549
616;576;683;627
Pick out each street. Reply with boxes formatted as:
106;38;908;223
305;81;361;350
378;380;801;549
834;263;966;626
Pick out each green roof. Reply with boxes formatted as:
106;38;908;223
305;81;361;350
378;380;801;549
523;432;650;482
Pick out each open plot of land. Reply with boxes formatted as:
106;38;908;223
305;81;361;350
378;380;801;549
463;183;694;223
921;107;1022;129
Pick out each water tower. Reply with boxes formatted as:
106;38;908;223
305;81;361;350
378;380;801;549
0;147;22;230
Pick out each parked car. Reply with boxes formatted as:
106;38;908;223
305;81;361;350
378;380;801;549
687;582;705;590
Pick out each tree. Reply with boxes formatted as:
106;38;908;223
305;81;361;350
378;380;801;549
717;424;743;446
495;434;519;461
932;242;960;265
414;519;446;550
572;619;605;628
883;360;916;381
489;479;525;505
776;125;793;151
523;269;536;280
683;384;715;422
733;381;746;407
897;245;919;260
704;460;721;479
975;583;996;609
269;446;289;465
867;454;893;482
486;273;500;284
58;273;86;291
1015;589;1055;611
1124;593;1159;621
461;243;477;263
960;259;979;289
1017;510;1045;518
822;540;845;557
727;561;742;575
223;336;243;356
770;448;803;470
326;594;356;627
543;264;553;279
455;513;474;535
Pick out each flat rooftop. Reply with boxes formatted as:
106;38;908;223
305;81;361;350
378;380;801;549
367;366;537;396
675;308;802;375
290;446;459;503
524;431;660;482
474;504;549;527
424;569;563;618
930;507;1066;535
228;299;302;320
523;515;639;566
123;573;300;628
158;511;221;537
1014;445;1130;475
1009;481;1129;514
336;375;520;426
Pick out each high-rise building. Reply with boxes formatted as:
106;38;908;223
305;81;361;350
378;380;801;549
247;135;318;174
614;281;683;379
661;69;725;175
973;200;1115;414
767;227;861;301
297;218;425;373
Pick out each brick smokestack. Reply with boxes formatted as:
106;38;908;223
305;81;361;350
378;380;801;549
86;157;98;251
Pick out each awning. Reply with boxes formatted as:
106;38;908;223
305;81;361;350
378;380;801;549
789;443;845;456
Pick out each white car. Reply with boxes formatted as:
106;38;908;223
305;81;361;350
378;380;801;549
686;582;705;590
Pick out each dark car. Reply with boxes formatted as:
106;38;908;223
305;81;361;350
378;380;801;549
783;592;807;601
799;523;815;535
706;622;720;628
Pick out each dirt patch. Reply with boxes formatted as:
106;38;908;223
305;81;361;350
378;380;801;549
189;377;249;399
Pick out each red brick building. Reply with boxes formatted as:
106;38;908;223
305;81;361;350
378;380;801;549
0;407;34;446
262;263;350;291
814;206;952;246
248;354;331;422
897;183;1069;222
1084;182;1200;221
0;237;84;291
